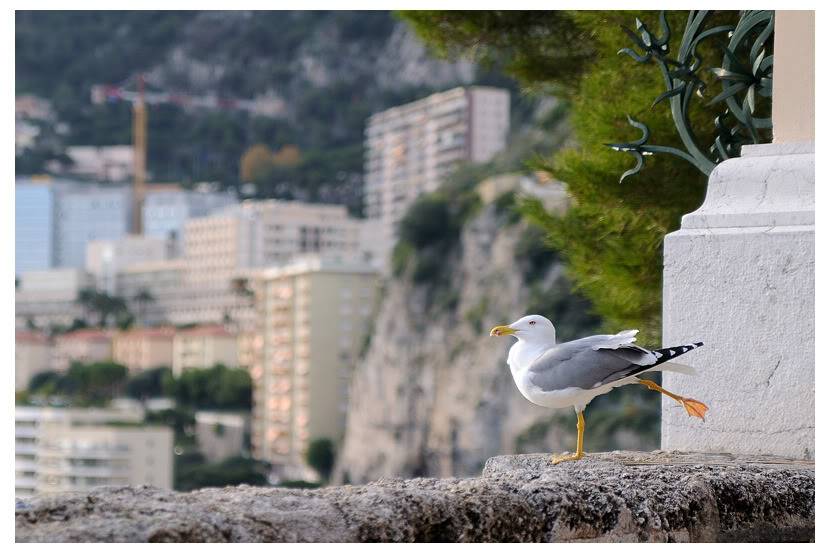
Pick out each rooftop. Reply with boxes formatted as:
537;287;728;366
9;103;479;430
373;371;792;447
175;324;235;338
15;330;50;344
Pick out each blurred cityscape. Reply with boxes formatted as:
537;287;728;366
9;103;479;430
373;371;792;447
15;11;650;498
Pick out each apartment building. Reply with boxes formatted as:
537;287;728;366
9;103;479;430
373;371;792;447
249;257;378;469
172;325;239;376
115;259;186;326
15;177;133;271
15;268;94;329
143;186;236;246
86;235;168;294
168;199;367;328
15;178;54;274
15;405;172;498
52;329;114;371
112;327;176;373
364;86;510;269
52;184;132;269
15;331;52;391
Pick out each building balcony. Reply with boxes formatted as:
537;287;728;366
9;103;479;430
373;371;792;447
15;443;37;455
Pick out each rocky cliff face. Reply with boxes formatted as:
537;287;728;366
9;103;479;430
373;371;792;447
336;180;599;484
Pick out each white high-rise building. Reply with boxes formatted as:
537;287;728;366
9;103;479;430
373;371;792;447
364;86;510;269
15;406;173;498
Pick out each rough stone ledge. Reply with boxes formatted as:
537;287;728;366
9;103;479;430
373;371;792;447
16;451;814;543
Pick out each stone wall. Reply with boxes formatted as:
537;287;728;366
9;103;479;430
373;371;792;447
16;452;814;542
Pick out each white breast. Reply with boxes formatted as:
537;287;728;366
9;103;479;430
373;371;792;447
506;340;638;412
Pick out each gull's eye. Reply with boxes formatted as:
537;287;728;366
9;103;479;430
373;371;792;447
529;321;536;326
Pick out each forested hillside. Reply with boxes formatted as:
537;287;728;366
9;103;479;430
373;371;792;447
16;11;527;214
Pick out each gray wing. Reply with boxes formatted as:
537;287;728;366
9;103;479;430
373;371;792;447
526;331;658;392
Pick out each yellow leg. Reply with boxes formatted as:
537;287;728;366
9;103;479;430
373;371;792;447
639;379;709;420
551;410;586;464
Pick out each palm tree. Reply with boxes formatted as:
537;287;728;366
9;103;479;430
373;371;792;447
133;288;156;327
76;288;132;328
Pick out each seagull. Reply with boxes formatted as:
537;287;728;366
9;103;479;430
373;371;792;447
490;314;708;464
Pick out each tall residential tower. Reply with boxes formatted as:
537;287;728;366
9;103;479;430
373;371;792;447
364;86;510;269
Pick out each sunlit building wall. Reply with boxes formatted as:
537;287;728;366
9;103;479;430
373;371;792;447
52;329;114;372
112;327;176;373
172;325;239;377
249;257;378;469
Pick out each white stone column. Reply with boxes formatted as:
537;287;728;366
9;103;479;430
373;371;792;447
660;11;815;459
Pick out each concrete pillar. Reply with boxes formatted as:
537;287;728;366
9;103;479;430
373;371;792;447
660;11;814;459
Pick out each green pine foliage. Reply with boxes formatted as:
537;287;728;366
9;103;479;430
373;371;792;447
401;10;737;342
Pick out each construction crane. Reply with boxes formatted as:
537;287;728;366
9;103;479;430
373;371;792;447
91;75;285;234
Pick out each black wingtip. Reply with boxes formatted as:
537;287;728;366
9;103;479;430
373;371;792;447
694;342;704;347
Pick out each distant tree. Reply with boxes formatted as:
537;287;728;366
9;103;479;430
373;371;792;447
146;406;196;445
29;361;129;405
306;438;335;482
169;364;252;410
68;317;89;332
63;361;129;405
133;288;155;326
272;144;301;167
28;371;62;395
76;287;132;328
175;456;269;491
240;144;274;183
126;366;172;400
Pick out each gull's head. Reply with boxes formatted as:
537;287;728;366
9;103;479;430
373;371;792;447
489;314;556;343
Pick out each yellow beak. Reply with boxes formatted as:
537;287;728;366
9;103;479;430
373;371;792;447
489;325;516;337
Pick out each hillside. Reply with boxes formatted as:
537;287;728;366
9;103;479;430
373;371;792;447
16;11;528;213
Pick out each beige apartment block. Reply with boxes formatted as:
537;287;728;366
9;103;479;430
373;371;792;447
112;327;176;373
52;328;114;371
15;406;172;497
237;330;260;371
172;324;239;376
364;86;510;269
249;257;378;470
15;330;52;391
